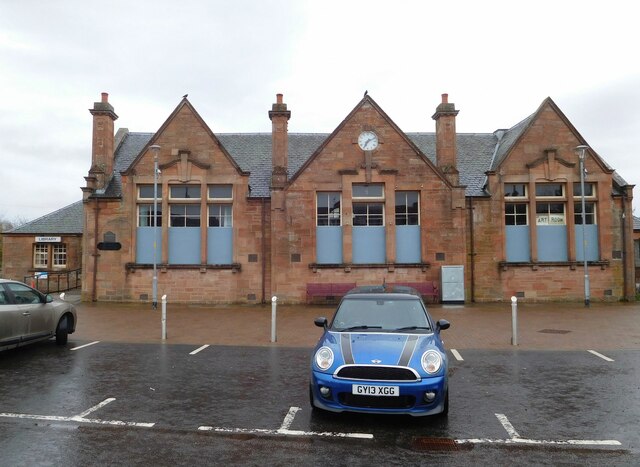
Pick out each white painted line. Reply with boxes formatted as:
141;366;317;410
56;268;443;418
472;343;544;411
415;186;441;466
588;350;614;362
495;413;521;439
450;349;464;361
198;425;373;439
76;398;115;419
70;341;100;351
278;406;300;431
0;412;155;428
189;344;210;355
0;397;155;428
456;438;621;446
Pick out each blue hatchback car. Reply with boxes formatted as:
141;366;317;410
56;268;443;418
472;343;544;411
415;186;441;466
310;285;450;417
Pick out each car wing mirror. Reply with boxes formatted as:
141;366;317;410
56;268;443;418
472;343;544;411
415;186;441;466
46;294;54;303
436;319;450;331
314;317;328;329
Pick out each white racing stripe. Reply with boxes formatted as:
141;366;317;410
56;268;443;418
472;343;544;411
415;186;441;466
189;345;210;355
588;350;614;362
70;341;100;351
450;349;464;361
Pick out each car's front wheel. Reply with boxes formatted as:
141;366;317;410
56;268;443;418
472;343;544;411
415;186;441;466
55;316;69;345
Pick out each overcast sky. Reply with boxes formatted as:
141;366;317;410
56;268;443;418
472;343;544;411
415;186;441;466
1;0;639;223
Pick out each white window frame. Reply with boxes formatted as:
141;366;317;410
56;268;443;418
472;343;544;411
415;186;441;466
137;204;162;227
34;244;48;268
504;183;528;199
505;203;529;226
395;191;420;226
208;184;233;201
169;185;201;200
53;244;67;267
208;204;233;227
138;185;163;200
316;192;342;226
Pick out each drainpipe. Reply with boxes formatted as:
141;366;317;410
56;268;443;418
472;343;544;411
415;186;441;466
261;197;266;304
622;192;628;300
468;197;476;302
91;197;100;302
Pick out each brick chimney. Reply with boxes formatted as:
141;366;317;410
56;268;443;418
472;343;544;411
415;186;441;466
269;93;291;189
432;93;459;185
88;92;118;189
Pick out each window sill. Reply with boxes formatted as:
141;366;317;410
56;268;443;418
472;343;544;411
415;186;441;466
498;260;609;271
309;262;431;273
126;263;241;273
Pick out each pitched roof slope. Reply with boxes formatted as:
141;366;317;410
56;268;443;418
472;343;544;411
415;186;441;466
7;201;84;234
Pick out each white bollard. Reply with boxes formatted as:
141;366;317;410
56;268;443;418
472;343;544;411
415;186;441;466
511;296;518;346
161;294;167;340
271;296;277;343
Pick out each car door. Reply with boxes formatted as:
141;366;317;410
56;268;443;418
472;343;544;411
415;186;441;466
0;285;29;348
5;282;53;343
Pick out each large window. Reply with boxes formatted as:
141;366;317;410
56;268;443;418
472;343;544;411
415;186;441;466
536;203;565;225
138;185;163;199
170;205;201;227
138;205;162;227
170;185;201;199
317;192;341;226
505;204;528;225
352;184;385;263
34;244;48;268
209;204;232;227
33;243;66;269
505;183;527;198
395;192;419;225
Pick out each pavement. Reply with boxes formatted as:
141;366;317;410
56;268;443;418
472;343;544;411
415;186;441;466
61;291;640;351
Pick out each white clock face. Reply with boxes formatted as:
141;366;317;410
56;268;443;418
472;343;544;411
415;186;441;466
358;131;379;151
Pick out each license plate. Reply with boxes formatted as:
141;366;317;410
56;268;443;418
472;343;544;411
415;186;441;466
352;384;399;397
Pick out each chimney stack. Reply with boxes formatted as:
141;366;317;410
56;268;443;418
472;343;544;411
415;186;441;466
269;93;291;189
88;92;118;189
432;93;459;184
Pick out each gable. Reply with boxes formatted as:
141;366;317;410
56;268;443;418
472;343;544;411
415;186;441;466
288;95;451;188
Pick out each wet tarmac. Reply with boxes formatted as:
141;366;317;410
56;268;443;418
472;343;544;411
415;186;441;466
1;338;638;465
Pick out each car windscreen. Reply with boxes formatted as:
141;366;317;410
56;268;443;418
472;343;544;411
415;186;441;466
330;297;431;332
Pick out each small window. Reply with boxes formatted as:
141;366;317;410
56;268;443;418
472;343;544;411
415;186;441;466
317;192;341;226
170;205;201;227
138;205;162;227
536;203;565;225
505;203;528;226
574;202;596;225
535;183;564;197
573;182;596;198
53;244;67;267
504;183;527;198
34;244;48;268
395;192;419;225
353;184;384;199
138;185;163;199
170;185;201;199
208;185;233;200
209;204;232;227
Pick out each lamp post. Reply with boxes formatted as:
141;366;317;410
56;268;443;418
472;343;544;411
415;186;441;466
576;145;590;307
150;144;161;310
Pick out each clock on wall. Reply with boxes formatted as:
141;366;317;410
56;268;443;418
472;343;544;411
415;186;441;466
358;130;379;151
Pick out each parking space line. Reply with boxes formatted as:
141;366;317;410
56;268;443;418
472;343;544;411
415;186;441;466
588;350;614;362
198;425;374;439
76;398;115;418
454;413;621;447
0;397;155;428
279;406;300;431
70;341;100;351
450;349;464;361
495;413;521;439
189;344;210;355
199;407;374;439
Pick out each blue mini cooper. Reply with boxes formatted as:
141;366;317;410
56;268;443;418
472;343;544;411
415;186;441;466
310;285;450;417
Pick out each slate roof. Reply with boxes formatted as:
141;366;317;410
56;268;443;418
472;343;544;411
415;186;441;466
7;201;83;234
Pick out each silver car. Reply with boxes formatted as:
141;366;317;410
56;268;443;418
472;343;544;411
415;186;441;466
0;278;77;350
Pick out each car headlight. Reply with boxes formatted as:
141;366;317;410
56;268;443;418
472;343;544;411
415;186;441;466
421;350;442;374
315;346;334;371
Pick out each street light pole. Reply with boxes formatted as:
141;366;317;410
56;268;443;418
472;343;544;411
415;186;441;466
150;144;161;310
576;145;590;307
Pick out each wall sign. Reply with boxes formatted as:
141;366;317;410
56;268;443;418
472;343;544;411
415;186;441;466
35;236;61;243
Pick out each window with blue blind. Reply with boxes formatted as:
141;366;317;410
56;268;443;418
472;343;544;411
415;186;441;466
395;191;420;263
316;192;342;263
352;184;385;264
169;185;201;264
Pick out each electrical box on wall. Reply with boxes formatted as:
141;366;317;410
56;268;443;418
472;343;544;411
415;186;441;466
441;265;465;304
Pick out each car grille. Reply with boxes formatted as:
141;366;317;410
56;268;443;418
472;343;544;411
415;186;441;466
338;393;416;409
335;365;419;382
